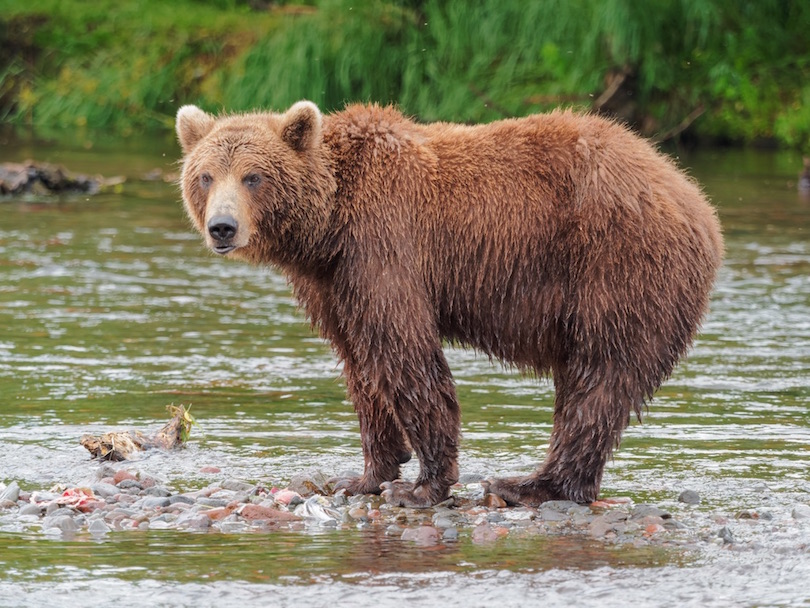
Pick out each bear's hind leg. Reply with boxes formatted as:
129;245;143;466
487;363;637;506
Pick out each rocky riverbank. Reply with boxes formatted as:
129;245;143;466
3;467;805;552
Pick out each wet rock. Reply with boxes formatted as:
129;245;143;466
91;483;119;498
113;470;138;485
401;526;441;545
117;479;143;491
791;504;810;520
141;497;171;509
88;519;111;535
442;527;459;541
385;524;404;536
169;494;196;506
288;471;333;497
0;481;20;503
348;507;369;521
196;497;230;508
221;480;255;493
238;504;300;522
273;489;303;506
19;503;43;517
718;526;735;544
43;515;79;534
142;486;171;498
471;522;508;544
678;490;701;505
631;505;669;520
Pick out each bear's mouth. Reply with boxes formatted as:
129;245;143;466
212;244;236;255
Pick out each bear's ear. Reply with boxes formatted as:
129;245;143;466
280;101;322;152
176;105;215;154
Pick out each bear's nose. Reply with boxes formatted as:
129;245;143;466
207;215;238;242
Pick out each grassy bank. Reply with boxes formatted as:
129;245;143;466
1;0;809;148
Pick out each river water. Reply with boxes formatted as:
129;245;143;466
0;132;808;607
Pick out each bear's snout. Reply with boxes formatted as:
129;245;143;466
207;215;238;254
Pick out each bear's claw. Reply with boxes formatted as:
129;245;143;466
483;476;568;507
380;479;448;508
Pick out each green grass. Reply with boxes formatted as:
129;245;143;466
1;0;809;148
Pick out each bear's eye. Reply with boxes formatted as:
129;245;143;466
200;173;212;188
244;173;261;188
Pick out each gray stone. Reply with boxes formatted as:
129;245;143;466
631;505;669;520
141;497;171;509
43;515;78;534
221;480;255;493
718;526;735;544
196;497;230;508
19;503;43;516
0;481;20;503
91;483;119;498
442;527;459;541
117;479;143;490
678;490;701;505
458;473;486;483
88;519;111;535
169;494;196;505
142;486;172;498
791;504;810;520
432;517;455;529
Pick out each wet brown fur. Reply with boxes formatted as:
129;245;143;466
176;102;724;507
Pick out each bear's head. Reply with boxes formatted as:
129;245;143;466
176;101;336;267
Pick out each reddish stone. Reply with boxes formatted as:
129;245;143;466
238;504;300;522
113;470;137;485
199;466;221;474
76;500;107;514
205;506;237;520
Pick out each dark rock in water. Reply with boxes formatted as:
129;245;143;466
678;490;701;505
0;161;124;196
718;526;735;544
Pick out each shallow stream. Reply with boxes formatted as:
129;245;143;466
0;132;809;606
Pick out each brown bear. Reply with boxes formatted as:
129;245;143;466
176;101;723;508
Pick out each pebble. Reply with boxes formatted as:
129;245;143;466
791;504;810;520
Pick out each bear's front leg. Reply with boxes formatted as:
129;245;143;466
332;256;461;508
376;347;461;508
332;359;412;495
